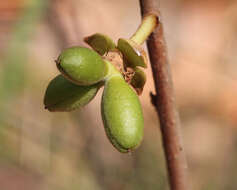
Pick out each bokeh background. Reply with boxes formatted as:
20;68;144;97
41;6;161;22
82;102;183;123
0;0;237;189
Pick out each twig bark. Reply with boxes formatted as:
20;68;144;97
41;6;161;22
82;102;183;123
139;0;189;190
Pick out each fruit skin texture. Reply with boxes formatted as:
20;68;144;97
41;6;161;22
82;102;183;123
44;75;101;112
101;75;144;153
57;47;107;85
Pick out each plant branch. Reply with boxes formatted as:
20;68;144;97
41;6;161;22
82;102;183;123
139;0;189;190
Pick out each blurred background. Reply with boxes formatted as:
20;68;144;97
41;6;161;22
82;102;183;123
0;0;237;189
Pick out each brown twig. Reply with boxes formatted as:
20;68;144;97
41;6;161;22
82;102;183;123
139;0;189;189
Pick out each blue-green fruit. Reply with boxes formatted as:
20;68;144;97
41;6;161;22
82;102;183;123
44;75;101;112
57;47;107;85
101;75;144;153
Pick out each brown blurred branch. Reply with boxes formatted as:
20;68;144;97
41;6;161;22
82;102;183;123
139;0;189;190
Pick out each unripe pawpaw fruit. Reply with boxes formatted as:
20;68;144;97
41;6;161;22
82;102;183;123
101;74;144;153
44;74;101;112
56;47;107;85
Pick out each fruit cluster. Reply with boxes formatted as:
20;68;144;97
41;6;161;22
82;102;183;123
43;14;157;153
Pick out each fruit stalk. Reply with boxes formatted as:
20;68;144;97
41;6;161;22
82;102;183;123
130;14;158;45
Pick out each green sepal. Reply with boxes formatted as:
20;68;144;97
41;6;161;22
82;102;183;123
84;33;116;55
131;67;146;95
117;38;148;68
44;75;102;112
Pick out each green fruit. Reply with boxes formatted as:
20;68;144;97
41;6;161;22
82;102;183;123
101;74;144;153
57;47;107;85
44;74;101;112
